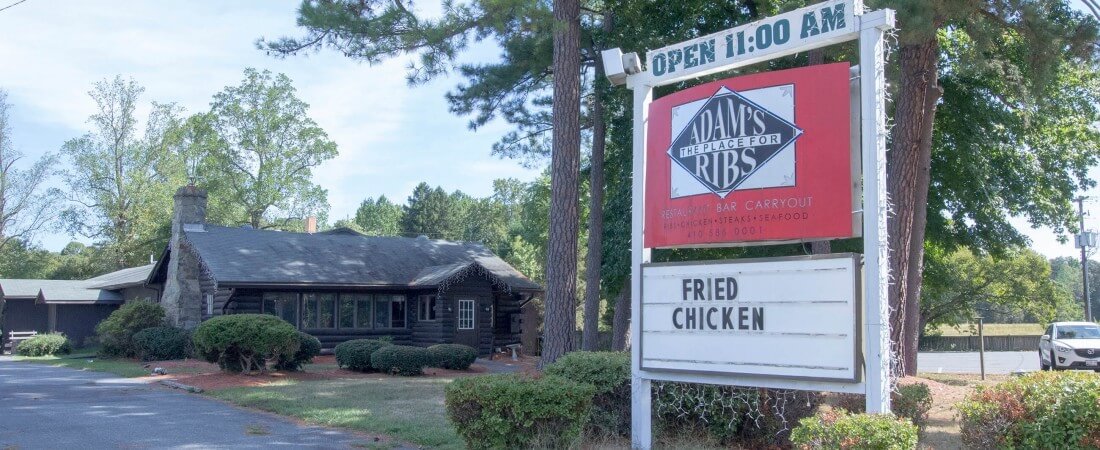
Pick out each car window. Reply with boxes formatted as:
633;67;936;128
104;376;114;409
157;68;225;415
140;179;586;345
1056;325;1100;339
1046;325;1053;337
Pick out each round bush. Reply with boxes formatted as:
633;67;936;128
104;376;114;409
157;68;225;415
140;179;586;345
370;345;432;376
446;374;595;449
654;381;821;446
544;351;631;436
958;371;1100;449
274;331;322;371
191;314;299;373
132;326;191;361
836;383;933;430
791;410;918;450
95;301;165;357
334;339;391;372
16;333;72;357
427;344;478;370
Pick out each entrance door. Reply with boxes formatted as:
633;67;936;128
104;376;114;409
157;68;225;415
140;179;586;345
454;298;478;349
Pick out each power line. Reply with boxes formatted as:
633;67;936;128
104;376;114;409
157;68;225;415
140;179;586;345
0;0;29;13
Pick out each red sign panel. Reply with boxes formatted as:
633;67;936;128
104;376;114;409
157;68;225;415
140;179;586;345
644;63;855;248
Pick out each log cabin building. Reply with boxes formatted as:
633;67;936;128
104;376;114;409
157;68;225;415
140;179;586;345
147;186;541;354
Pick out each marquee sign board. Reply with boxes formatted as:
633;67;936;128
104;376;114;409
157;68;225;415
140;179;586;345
641;254;861;382
644;63;857;248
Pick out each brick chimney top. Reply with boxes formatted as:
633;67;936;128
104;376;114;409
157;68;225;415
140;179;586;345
305;216;317;234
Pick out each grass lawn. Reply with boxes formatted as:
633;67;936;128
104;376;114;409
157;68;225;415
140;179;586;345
207;377;462;449
934;323;1043;336
15;348;152;378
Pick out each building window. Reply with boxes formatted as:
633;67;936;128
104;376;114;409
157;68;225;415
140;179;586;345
339;293;371;329
262;292;298;326
458;299;475;330
418;295;437;321
391;295;406;328
302;293;337;329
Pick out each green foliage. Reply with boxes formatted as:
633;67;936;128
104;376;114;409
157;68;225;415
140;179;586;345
273;331;321;371
957;371;1100;449
370;345;432;376
16;333;72;357
921;246;1069;333
790;410;919;450
445;374;595;449
837;383;933;430
0;89;64;255
353;195;403;236
60;76;184;268
334;339;392;372
654;381;822;446
400;182;465;240
426;344;478;370
544;351;631;437
131;326;191;361
191;314;300;373
188;68;337;229
96;301;166;357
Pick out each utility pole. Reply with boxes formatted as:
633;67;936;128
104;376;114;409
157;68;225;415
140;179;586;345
1076;197;1094;322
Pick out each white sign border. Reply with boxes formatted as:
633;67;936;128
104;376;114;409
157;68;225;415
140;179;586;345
638;253;863;384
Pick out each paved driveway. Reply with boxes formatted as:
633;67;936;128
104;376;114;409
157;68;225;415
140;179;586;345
0;360;382;449
918;351;1039;374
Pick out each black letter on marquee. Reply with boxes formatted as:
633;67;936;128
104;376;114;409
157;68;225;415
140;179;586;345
726;277;738;300
673;308;684;329
752;307;764;330
693;279;705;300
706;308;717;330
738;307;749;330
682;279;692;301
722;307;734;329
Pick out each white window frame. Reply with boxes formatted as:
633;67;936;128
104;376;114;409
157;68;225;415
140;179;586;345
458;299;475;330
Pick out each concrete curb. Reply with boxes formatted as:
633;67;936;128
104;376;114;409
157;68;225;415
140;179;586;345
160;379;204;393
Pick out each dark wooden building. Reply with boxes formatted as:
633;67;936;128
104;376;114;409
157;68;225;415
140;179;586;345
0;264;158;348
149;186;541;354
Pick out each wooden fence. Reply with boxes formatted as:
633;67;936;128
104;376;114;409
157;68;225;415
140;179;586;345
918;335;1039;352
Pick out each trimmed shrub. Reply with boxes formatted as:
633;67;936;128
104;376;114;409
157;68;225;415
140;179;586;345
544;351;631;437
274;332;322;371
446;374;595;449
191;314;299;373
95;301;165;357
334;339;391;372
16;333;72;356
370;345;432;375
427;343;478;370
790;410;919;450
132;326;191;361
957;371;1100;449
836;383;933;429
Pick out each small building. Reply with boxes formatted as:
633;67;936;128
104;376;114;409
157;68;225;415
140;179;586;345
0;264;158;347
148;186;541;354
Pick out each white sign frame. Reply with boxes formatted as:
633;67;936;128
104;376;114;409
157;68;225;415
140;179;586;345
639;254;862;383
608;1;896;448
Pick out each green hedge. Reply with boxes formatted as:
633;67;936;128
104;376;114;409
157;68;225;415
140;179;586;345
544;351;631;437
370;345;432;376
446;374;595;449
132;326;191;361
273;331;321;371
191;314;299;373
16;333;72;357
790;410;918;450
836;383;933;429
958;371;1100;449
334;339;391;372
95;301;165;357
427;343;478;370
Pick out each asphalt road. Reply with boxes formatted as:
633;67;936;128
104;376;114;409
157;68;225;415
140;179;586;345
918;351;1039;374
0;359;387;449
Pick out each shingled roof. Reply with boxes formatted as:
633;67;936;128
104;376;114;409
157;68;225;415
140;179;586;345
0;264;154;304
153;225;541;291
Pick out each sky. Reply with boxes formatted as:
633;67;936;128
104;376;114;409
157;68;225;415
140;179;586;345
0;0;1097;259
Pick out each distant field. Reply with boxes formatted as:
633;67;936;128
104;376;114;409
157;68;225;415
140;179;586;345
934;323;1044;336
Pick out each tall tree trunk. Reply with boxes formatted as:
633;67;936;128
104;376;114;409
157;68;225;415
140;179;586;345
540;0;582;367
611;278;630;351
887;38;941;376
581;50;608;352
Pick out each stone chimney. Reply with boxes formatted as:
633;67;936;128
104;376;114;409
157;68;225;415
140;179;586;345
162;185;207;329
305;216;317;234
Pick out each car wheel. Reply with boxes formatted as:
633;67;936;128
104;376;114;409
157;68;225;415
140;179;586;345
1050;350;1060;371
1040;351;1050;371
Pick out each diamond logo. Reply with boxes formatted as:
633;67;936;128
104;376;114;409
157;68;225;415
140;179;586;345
667;87;803;198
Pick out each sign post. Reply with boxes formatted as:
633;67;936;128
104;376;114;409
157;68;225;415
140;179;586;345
611;1;895;448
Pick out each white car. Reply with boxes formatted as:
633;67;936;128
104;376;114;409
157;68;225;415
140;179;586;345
1039;321;1100;371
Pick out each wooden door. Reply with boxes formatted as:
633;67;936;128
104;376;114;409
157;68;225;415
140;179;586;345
454;298;478;348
